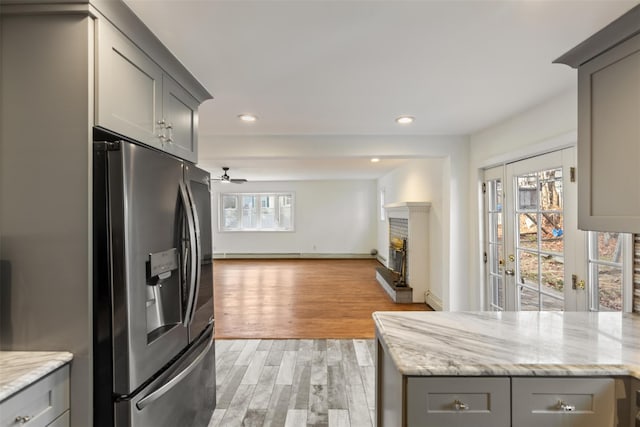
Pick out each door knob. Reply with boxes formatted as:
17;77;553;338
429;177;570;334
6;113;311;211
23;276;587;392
505;269;515;276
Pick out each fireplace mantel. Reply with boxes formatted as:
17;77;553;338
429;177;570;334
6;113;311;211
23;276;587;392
379;201;433;306
384;201;431;219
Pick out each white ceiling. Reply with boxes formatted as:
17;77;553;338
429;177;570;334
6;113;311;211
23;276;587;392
124;0;638;181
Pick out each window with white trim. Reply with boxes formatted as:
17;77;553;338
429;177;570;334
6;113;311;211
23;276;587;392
220;192;294;231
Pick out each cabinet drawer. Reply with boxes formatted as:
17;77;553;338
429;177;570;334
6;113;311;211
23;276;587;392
0;366;69;427
406;377;510;427
512;377;615;427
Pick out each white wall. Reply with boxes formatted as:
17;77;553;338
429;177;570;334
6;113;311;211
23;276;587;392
377;158;445;304
212;179;377;255
467;87;578;309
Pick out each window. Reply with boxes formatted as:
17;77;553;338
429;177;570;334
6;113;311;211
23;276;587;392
220;192;294;231
588;232;632;312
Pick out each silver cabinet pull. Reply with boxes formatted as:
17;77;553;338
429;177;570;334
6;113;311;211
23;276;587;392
15;415;31;424
453;399;469;411
557;400;576;411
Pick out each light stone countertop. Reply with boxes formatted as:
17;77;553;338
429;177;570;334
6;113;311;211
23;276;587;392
0;351;73;401
373;311;640;378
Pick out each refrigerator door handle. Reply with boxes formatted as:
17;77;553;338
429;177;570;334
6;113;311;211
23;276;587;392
179;182;197;326
135;336;213;410
185;180;202;325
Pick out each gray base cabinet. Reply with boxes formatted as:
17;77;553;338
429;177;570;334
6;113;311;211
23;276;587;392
512;377;615;427
406;377;510;427
376;337;619;427
0;366;70;427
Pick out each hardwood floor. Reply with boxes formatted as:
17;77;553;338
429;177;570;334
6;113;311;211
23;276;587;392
213;259;429;339
209;338;376;427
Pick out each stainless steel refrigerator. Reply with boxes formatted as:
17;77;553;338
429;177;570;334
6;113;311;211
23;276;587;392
93;133;215;427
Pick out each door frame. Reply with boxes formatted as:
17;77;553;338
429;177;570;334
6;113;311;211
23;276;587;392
482;146;587;311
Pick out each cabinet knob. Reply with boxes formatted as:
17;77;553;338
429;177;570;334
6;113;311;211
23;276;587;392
453;399;469;411
15;415;31;424
557;400;576;412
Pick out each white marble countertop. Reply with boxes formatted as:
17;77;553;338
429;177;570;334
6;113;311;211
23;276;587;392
373;311;640;378
0;351;73;401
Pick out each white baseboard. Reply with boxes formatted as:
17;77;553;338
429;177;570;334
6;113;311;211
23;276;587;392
425;291;443;311
213;253;376;260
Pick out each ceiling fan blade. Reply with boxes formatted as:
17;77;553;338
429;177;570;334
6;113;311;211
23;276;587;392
230;179;247;183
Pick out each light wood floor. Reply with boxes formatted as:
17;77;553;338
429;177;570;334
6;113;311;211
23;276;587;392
213;259;429;339
209;338;376;427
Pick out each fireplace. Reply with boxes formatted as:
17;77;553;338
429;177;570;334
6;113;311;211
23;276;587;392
389;237;407;286
375;202;431;304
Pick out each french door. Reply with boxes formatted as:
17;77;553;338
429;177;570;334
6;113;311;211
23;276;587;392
485;148;587;311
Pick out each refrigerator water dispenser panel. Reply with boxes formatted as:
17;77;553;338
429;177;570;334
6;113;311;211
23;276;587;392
147;248;179;284
146;248;182;343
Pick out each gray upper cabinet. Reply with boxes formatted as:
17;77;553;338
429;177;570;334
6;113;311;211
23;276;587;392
163;75;199;162
97;20;164;149
578;32;640;232
555;5;640;232
97;19;200;162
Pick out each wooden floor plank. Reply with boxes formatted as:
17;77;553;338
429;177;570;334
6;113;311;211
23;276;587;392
326;340;342;366
220;384;255;425
310;350;328;386
326;364;348;410
353;339;374;367
235;339;261;366
216;365;249;409
345;381;372;427
284;409;308;427
289;364;311;410
214;259;429;339
207;409;225;427
215;350;241;386
241;351;269;385
263;384;292;427
275;351;297;385
328;409;351;427
308;384;329;426
249;366;279;410
242;409;267;427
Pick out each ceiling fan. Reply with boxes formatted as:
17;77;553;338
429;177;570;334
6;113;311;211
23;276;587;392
211;167;247;184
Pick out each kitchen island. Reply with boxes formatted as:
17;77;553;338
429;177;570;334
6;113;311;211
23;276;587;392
374;311;640;427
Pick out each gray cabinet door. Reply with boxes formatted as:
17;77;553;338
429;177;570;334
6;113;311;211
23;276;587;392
406;377;510;427
97;20;163;149
512;377;615;427
577;32;640;232
163;75;198;163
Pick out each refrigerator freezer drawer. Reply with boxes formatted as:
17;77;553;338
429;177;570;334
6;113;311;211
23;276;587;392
115;327;215;427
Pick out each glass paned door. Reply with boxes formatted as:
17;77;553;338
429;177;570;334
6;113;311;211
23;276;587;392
503;148;584;311
484;166;505;311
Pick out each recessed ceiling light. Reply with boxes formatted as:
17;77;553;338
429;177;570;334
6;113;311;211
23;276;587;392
238;114;258;122
371;158;380;163
395;116;414;124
